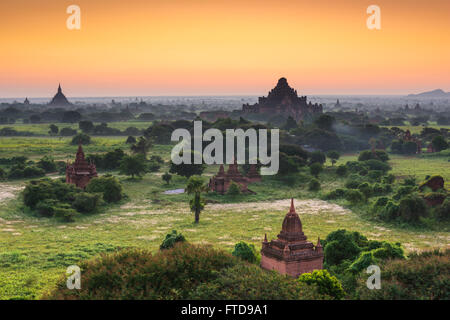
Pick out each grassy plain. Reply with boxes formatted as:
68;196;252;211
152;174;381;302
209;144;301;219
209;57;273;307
0;123;449;299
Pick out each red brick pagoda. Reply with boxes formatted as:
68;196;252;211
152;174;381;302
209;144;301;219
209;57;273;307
208;161;261;194
261;199;323;278
66;143;98;189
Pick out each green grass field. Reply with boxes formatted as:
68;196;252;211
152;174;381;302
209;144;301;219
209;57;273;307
0;129;449;299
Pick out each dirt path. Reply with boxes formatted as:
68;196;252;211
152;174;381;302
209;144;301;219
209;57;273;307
207;198;350;215
0;183;24;203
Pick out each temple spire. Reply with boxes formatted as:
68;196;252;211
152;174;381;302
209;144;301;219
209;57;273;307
289;198;296;214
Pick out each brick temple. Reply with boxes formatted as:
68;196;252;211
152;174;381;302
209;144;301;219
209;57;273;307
242;78;322;121
261;199;323;277
208;161;261;194
66;143;98;189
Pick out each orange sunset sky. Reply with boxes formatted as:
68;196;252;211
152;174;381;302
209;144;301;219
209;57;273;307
0;0;449;97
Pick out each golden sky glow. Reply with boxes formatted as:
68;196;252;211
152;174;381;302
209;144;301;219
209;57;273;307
1;0;449;97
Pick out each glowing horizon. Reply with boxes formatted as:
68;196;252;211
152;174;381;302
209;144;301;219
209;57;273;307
1;0;449;98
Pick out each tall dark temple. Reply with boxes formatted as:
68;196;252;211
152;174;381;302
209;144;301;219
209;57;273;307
48;84;72;107
242;78;322;121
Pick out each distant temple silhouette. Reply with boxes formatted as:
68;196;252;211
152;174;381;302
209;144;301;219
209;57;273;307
66;143;98;189
242;78;322;121
261;199;323;277
49;84;71;107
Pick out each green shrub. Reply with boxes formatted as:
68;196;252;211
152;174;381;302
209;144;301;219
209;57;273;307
393;186;414;200
160;230;186;250
372;183;384;196
325;188;346;200
232;241;258;263
358;182;372;198
324;230;363;267
227;182;241;196
367;170;383;182
358;150;389;162
336;165;348;176
45;243;328;300
435;198;450;221
308;178;321;191
37;156;57;173
297;270;345;299
374;197;389;208
382;184;393;193
377;200;400;221
355;249;450;299
398;195;428;223
310;151;326;164
72;192;101;213
345;190;365;204
309;162;323;178
23;179;80;209
36;199;58;217
361;159;391;172
403;176;416;186
162;172;172;184
54;205;78;222
348;251;377;273
71;133;91;145
345;161;365;173
23;166;46;178
86;176;123;203
382;174;395;184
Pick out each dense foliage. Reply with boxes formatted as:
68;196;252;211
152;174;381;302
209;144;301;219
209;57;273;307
45;243;328;300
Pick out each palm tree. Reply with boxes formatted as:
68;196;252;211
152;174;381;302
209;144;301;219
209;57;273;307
186;175;208;224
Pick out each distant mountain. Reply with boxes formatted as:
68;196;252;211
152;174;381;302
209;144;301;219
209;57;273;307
407;89;450;98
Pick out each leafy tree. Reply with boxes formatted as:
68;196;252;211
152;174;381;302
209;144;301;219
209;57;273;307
432;135;449;152
131;136;152;156
336;165;348;177
283;116;298;130
398;195;428;223
126;136;137;144
403;141;418;155
170;151;205;178
162;172;172;185
298;270;345;299
327;150;340;166
37;156;57;173
308;178;321;191
314;114;335;131
232;241;258;263
310;151;326;165
309;162;323;178
62;111;82;123
279;144;308;161
71;133;91;145
278;152;299;175
59;127;77;136
186;175;208;224
119;154;147;179
78;120;94;133
48;124;59;135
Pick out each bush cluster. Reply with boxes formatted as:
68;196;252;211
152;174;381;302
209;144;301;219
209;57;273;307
45;243;329;300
